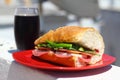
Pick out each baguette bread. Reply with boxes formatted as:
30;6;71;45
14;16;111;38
33;26;105;66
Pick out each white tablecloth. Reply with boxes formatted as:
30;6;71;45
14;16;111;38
7;62;120;80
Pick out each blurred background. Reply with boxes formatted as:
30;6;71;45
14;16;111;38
0;0;120;66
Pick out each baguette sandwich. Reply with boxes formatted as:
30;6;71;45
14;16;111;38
32;26;105;67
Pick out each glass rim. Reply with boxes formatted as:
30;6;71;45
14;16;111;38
14;6;39;16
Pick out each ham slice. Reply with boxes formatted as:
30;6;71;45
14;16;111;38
32;48;92;67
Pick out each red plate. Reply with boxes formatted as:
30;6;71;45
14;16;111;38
12;50;116;71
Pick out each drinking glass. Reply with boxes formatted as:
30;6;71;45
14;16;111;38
14;7;40;50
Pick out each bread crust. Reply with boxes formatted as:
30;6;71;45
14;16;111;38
35;26;95;44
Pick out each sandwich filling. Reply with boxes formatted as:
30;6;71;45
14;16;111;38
33;40;100;65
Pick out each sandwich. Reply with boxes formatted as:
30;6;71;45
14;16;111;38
32;26;105;67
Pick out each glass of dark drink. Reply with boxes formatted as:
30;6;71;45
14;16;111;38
14;7;40;50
